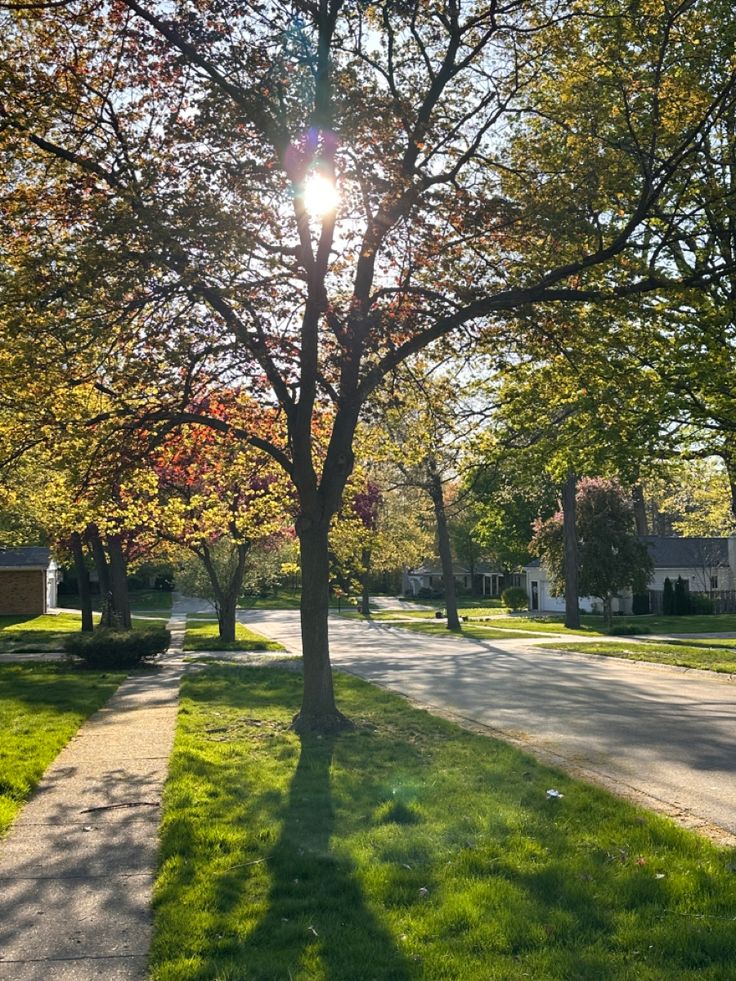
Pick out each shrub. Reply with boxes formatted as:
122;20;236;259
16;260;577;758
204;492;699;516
607;624;651;636
673;576;691;616
501;586;528;611
662;577;674;616
632;593;650;616
688;592;714;615
64;627;171;669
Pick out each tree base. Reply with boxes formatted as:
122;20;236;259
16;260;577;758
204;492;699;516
290;708;355;735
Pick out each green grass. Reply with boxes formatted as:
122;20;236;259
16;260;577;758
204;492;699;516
184;620;285;653
151;666;736;980
585;613;736;634
0;663;124;835
240;592;346;611
539;640;736;674
63;588;174;613
0;613;97;653
0;613;170;654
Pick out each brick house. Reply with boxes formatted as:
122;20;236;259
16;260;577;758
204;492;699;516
0;547;60;615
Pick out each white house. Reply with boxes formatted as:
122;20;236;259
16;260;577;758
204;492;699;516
524;536;736;614
404;560;525;598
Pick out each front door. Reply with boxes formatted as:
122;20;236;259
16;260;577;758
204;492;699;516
530;581;539;611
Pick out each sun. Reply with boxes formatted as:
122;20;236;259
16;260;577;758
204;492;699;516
302;173;340;218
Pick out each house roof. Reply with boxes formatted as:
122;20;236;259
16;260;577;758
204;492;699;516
641;536;729;568
524;537;731;574
408;561;470;577
0;547;52;569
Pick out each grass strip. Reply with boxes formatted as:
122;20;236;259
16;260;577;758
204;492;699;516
538;640;736;674
0;663;124;835
361;619;546;641
184;620;284;653
151;666;736;980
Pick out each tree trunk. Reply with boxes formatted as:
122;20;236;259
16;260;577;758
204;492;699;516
107;533;132;630
632;483;648;535
603;593;613;628
359;546;371;617
293;520;352;733
562;471;580;630
86;524;114;628
430;471;460;631
199;541;249;643
70;531;94;632
218;593;237;642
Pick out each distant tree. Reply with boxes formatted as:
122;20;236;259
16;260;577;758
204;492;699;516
673;576;691;617
663;577;675;616
532;478;653;627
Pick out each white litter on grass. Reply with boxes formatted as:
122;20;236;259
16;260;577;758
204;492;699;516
546;789;564;799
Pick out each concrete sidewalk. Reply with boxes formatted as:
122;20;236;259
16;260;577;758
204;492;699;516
0;626;186;978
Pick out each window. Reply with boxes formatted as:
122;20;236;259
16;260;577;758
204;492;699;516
710;575;718;590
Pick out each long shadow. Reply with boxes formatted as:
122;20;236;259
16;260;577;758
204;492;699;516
239;734;413;980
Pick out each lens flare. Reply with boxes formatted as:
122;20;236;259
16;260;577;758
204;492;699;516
302;173;340;217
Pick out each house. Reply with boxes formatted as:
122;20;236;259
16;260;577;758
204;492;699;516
524;535;736;614
403;560;526;598
0;547;60;615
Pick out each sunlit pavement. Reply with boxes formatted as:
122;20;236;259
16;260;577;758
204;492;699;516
242;608;736;844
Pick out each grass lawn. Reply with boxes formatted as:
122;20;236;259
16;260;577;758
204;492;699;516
152;666;736;980
0;613;170;654
63;588;174;613
0;663;124;835
184;620;285;653
0;613;98;653
538;640;736;674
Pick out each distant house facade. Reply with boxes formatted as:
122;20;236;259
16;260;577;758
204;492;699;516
0;547;60;615
524;536;736;614
403;560;526;598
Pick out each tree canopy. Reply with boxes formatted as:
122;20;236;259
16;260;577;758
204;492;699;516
1;0;734;728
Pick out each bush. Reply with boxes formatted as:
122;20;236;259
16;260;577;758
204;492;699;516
501;586;528;611
673;576;691;616
632;593;650;616
64;627;171;668
688;592;714;615
607;624;651;636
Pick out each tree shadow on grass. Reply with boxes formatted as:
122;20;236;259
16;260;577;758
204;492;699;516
233;733;413;981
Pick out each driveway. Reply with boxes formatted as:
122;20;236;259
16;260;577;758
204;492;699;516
243;609;736;844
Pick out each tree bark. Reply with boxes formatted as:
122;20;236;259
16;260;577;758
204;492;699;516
562;471;580;630
107;533;132;630
603;593;613;628
430;470;461;632
293;520;352;733
359;546;372;617
199;541;249;642
70;531;94;632
86;524;114;628
631;483;648;535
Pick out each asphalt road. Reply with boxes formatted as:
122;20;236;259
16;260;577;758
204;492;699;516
243;609;736;844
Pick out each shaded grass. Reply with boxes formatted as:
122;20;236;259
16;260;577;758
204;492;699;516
538;640;736;674
0;613;169;654
184;620;284;653
151;667;736;980
0;663;124;835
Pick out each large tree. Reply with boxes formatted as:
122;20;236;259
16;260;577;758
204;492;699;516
1;1;734;729
532;477;653;626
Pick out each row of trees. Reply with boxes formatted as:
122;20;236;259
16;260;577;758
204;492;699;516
1;1;735;728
